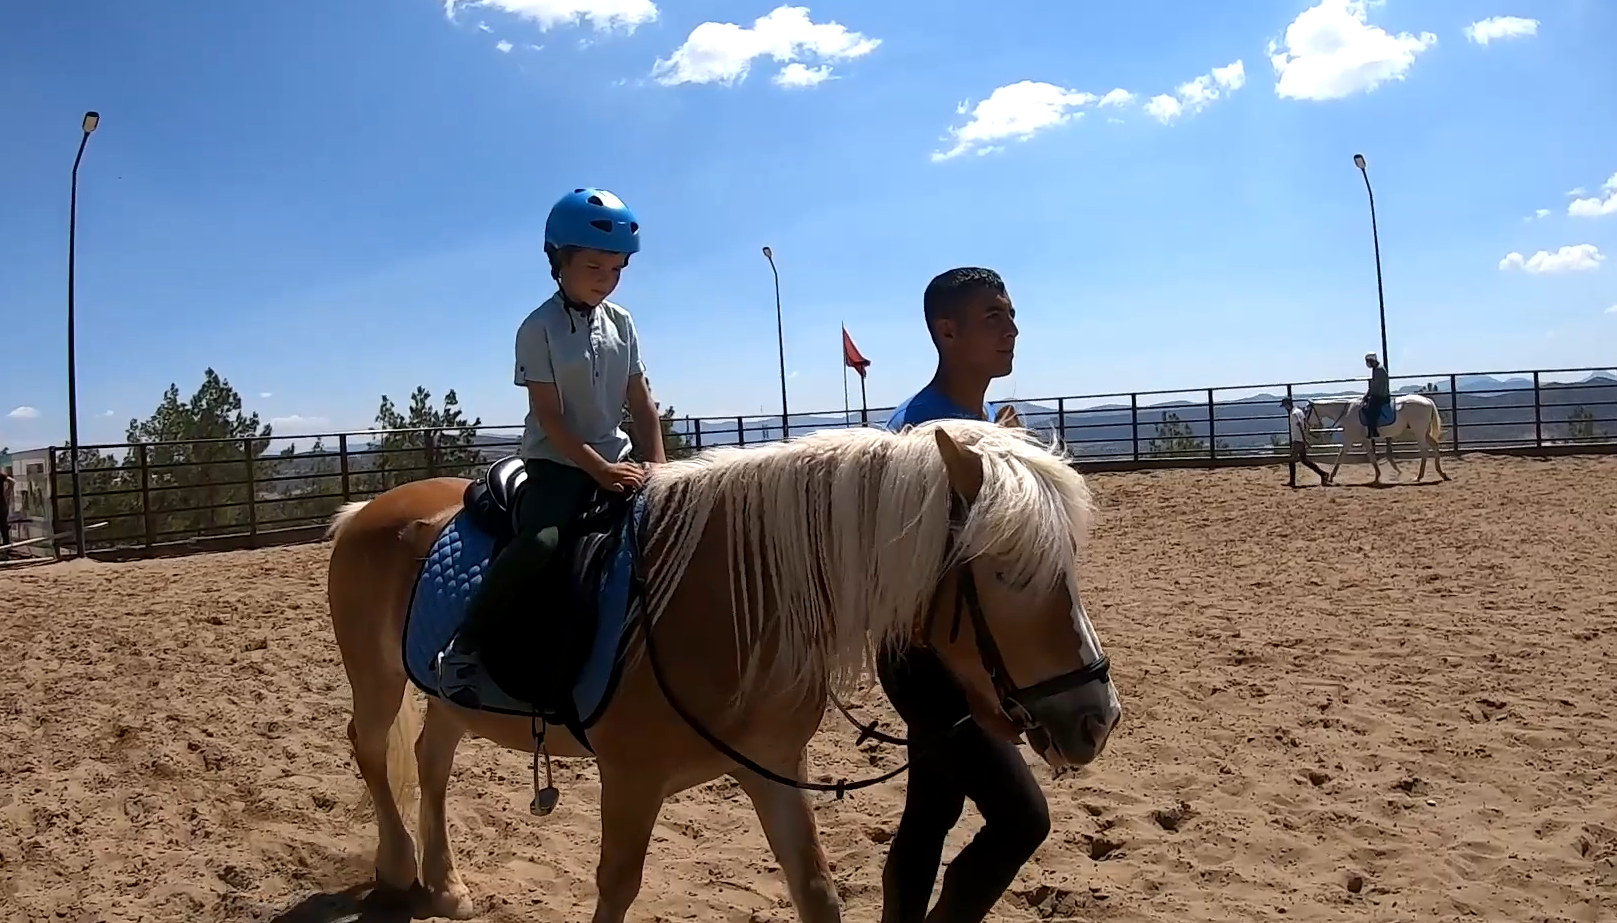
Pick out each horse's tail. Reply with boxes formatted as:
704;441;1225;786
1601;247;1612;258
1427;401;1444;447
325;500;372;541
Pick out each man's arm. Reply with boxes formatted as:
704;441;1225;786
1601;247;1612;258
625;374;666;464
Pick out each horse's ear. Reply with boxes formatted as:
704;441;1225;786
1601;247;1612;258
933;427;985;501
993;404;1023;429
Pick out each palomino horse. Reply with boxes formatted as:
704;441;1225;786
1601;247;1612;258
1305;394;1450;485
325;417;1121;922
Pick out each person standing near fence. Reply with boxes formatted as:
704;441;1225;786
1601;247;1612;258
1280;398;1329;488
878;267;1052;923
0;467;14;551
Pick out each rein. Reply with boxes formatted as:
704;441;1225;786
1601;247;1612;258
639;484;1110;796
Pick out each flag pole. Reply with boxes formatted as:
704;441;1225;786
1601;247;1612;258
859;373;869;426
847;321;860;426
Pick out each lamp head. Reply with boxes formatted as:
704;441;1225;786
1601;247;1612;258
82;111;99;134
761;246;773;260
1352;153;1367;170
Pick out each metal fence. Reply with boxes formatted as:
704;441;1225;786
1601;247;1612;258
25;365;1617;558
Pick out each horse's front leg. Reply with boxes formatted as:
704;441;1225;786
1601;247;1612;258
592;760;668;923
1383;436;1401;473
1329;440;1349;484
1365;439;1382;484
733;758;842;923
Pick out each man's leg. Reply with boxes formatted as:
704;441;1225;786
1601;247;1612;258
1298;443;1329;484
924;723;1051;922
1288;443;1301;488
880;730;966;923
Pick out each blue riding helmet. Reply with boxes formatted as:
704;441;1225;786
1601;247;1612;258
544;188;641;255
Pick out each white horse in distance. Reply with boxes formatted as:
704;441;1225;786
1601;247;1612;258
1305;394;1451;485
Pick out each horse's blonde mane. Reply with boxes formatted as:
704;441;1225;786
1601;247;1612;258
635;419;1095;701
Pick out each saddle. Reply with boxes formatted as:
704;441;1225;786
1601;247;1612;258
1359;400;1396;430
460;456;639;742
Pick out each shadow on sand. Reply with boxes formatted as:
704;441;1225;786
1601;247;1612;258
268;883;431;923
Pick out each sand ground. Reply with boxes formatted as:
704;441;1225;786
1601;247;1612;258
2;454;1614;923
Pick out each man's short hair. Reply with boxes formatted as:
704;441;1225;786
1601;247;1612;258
923;267;1006;343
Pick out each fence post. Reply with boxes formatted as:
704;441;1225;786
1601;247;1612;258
691;417;703;451
138;443;156;548
1130;394;1140;462
244;438;259;535
1056;397;1067;448
338;434;352;502
736;416;746;447
1532;371;1543;448
46;446;62;560
1207;388;1217;460
424;431;439;477
1448;374;1461;455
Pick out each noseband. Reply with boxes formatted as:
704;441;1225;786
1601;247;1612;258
919;491;1111;731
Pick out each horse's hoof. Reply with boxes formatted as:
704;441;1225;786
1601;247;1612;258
426;883;478;920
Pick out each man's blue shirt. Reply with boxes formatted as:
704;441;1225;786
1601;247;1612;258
884;380;993;431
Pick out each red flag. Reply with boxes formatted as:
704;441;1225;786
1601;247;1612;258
842;326;871;379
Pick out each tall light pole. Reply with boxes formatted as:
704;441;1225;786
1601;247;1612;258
67;110;99;558
1353;153;1389;372
761;246;790;439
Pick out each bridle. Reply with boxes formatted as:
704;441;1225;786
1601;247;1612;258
916;490;1111;734
639;482;1111;797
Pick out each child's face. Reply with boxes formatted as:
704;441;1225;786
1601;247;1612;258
558;248;628;307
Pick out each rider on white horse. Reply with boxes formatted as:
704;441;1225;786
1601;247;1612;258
1364;353;1391;440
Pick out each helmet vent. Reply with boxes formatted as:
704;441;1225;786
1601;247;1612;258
628;222;639;234
589;219;613;233
587;194;604;207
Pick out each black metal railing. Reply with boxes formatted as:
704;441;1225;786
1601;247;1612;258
28;365;1616;556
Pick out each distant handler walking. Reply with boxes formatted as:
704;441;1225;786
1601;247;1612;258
1281;398;1329;488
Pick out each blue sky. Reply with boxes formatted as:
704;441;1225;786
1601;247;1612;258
2;0;1615;449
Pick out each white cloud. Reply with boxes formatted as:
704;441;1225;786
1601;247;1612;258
495;39;514;53
1145;59;1245;124
651;6;878;88
1097;88;1135;107
1498;244;1605;274
1268;0;1437;101
1524;208;1551;221
445;0;657;34
773;62;832;88
478;20;493;32
1606;304;1617;314
1464;16;1538;45
932;81;1096;162
1568;172;1617;218
259;391;273;398
1567;187;1586;197
270;414;331;432
101;410;115;417
7;406;39;420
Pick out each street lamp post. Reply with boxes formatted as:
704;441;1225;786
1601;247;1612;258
761;246;790;439
67;111;99;558
1353;153;1389;372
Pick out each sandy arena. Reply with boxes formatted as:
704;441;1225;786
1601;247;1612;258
3;454;1615;923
